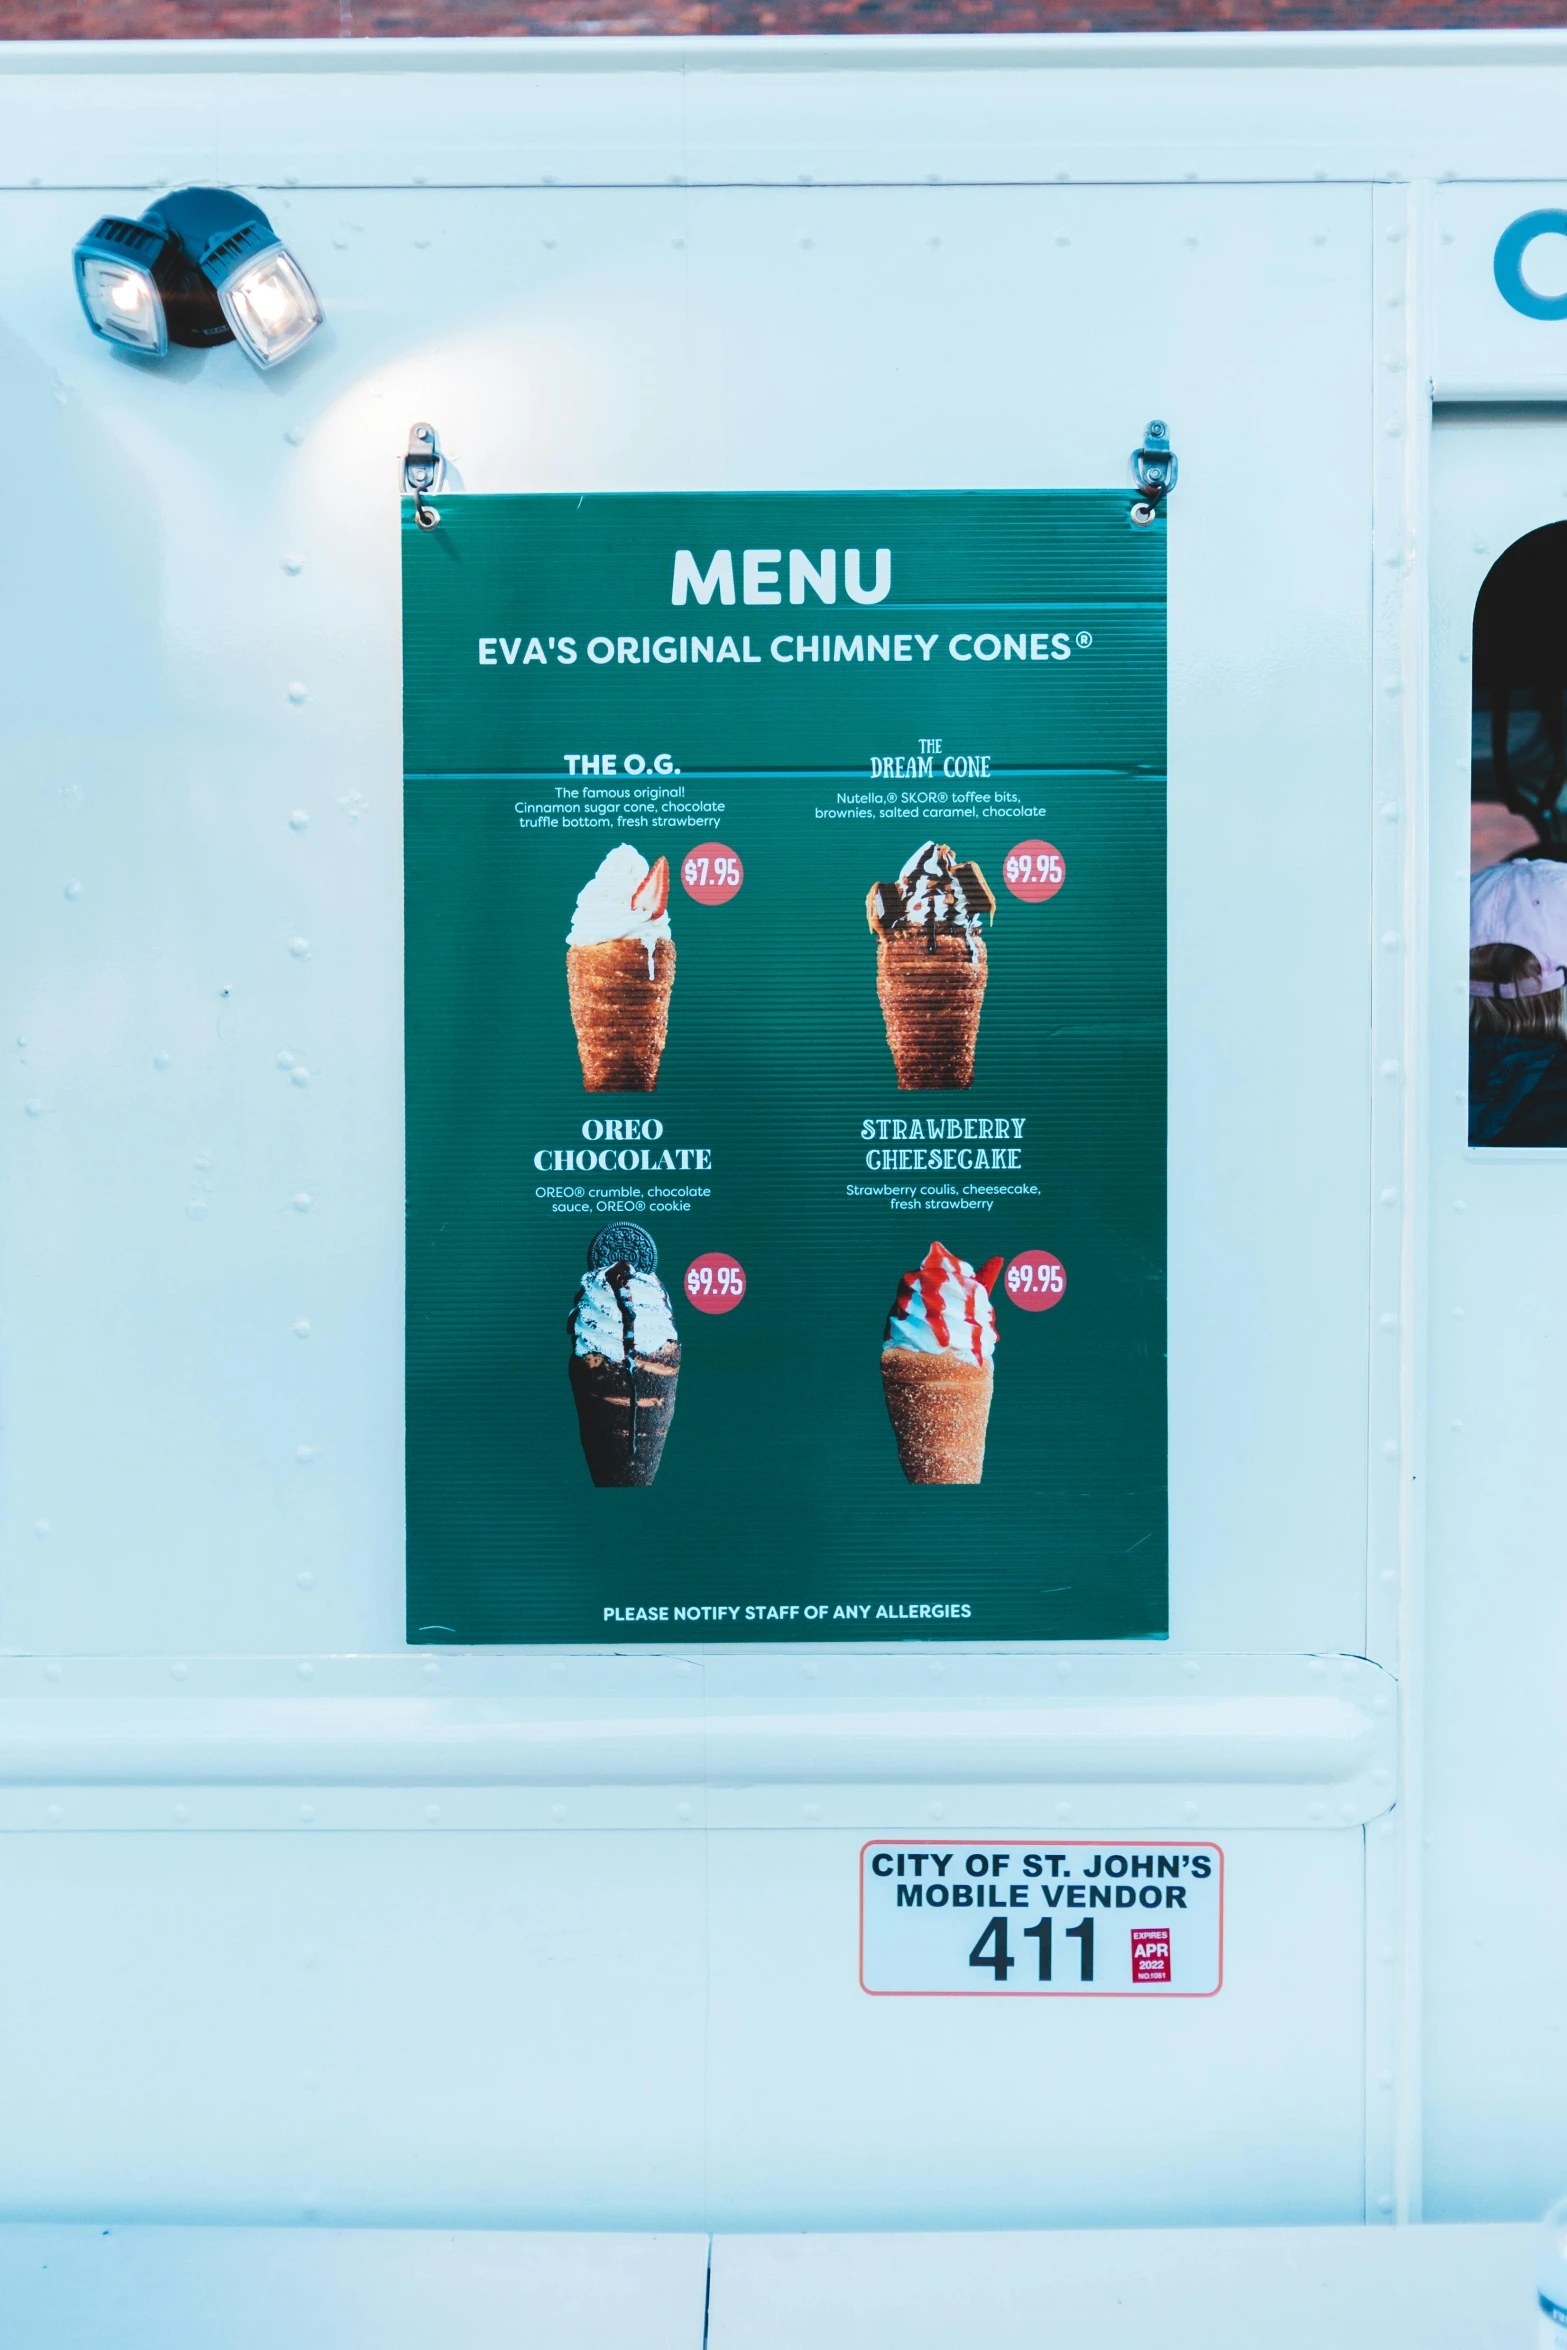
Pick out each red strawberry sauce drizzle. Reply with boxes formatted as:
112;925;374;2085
892;1245;1003;1364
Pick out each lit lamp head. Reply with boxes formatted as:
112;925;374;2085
73;216;169;355
201;215;323;369
72;187;321;370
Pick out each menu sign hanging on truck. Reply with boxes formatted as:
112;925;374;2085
402;490;1166;1644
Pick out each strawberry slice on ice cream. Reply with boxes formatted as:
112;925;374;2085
631;856;669;920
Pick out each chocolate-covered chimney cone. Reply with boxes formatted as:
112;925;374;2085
568;1225;680;1487
570;1341;681;1487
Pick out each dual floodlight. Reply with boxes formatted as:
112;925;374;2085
73;187;321;370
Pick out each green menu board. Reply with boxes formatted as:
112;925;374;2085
403;491;1166;1645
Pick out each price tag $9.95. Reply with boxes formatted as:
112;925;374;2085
684;1252;746;1313
1004;1250;1066;1312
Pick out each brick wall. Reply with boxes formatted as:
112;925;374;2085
5;0;1567;38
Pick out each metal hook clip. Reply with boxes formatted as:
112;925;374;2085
1130;420;1177;527
404;422;444;531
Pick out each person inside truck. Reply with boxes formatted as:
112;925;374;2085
1470;860;1567;1147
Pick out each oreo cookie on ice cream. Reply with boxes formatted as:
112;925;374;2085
588;1222;659;1274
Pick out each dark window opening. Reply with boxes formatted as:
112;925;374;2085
1468;522;1567;1146
1472;521;1567;870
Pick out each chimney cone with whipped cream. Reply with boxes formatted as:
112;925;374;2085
567;1222;681;1487
880;1244;1004;1484
566;844;674;1091
866;841;995;1090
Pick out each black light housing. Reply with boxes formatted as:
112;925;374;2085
73;188;322;370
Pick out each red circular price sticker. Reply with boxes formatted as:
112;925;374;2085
681;843;744;906
684;1252;747;1313
1003;840;1066;903
1003;1250;1067;1312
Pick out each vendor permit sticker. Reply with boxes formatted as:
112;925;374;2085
860;1841;1223;1996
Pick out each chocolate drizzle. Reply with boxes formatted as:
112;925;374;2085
866;843;995;967
605;1258;640;1456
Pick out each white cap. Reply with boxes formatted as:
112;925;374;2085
1470;859;1567;996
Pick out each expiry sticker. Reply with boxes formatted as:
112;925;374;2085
859;1841;1223;1996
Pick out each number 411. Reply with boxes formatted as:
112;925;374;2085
969;1917;1092;1982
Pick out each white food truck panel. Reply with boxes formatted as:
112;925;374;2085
0;33;1559;2259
